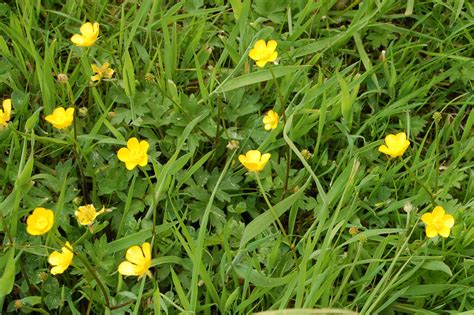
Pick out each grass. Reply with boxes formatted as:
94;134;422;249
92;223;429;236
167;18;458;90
0;0;473;314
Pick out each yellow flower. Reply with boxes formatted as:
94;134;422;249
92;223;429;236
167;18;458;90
378;132;410;157
263;110;279;130
75;204;106;226
238;150;271;172
48;241;73;275
71;22;99;47
118;242;152;278
26;207;54;236
45;107;74;129
91;62;114;82
0;98;12;127
421;206;455;238
117;137;150;170
249;39;278;68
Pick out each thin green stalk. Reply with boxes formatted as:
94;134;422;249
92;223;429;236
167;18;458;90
269;66;292;194
434;119;440;194
51;234;111;309
140;168;157;248
255;174;298;265
331;241;363;305
71;114;90;204
117;172;138;237
399;158;436;204
268;66;286;123
132;276;147;315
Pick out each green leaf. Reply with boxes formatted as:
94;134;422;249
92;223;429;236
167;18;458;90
0;248;16;297
217;66;308;93
123;50;136;98
233;264;294;288
421;261;453;277
239;177;311;248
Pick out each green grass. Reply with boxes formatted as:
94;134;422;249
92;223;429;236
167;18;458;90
0;0;473;314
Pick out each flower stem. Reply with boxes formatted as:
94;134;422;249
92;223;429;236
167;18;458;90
269;66;292;195
399;158;436;204
51;234;111;309
71;115;90;204
255;174;297;262
268;66;286;123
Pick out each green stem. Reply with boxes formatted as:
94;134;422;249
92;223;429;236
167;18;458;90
268;66;286;123
399;158;436;205
269;66;291;195
117;172;138;237
255;174;297;265
434;121;440;195
71;113;90;204
51;234;111;308
140;168;157;246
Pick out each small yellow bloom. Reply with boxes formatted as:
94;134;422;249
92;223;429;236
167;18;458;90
118;242;152;279
71;22;99;47
421;206;455;238
91;63;114;82
75;204;106;226
263;110;279;130
249;40;278;68
238;150;271;172
117;137;150;170
378;132;410;158
45;107;74;129
26;207;54;236
48;241;73;275
0;98;12;127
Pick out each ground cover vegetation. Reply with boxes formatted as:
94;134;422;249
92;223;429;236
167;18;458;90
0;0;473;314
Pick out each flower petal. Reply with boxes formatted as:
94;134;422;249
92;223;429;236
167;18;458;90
117;148;130;162
50;265;66;275
260;153;271;166
118;261;139;276
80;22;93;36
92;22;100;35
384;134;398;148
127;137;140;151
3;99;11;116
266;40;277;52
438;226;451;238
138;155;148;167
425;226;438;238
139;140;150;153
126;245;146;265
421;212;433;225
142;242;151;261
395;132;407;143
249;48;262;61
125;161;137;170
91;74;102;82
378;145;391;155
268;51;278;62
246;150;262;163
442;214;455;228
66;107;75;117
432;206;445;218
254;40;266;50
71;34;85;46
256;60;268;68
48;251;63;265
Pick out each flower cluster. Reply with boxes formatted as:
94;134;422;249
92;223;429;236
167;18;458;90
20;21;153;279
14;25;456;300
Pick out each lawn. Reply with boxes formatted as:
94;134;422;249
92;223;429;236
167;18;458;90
0;0;473;314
